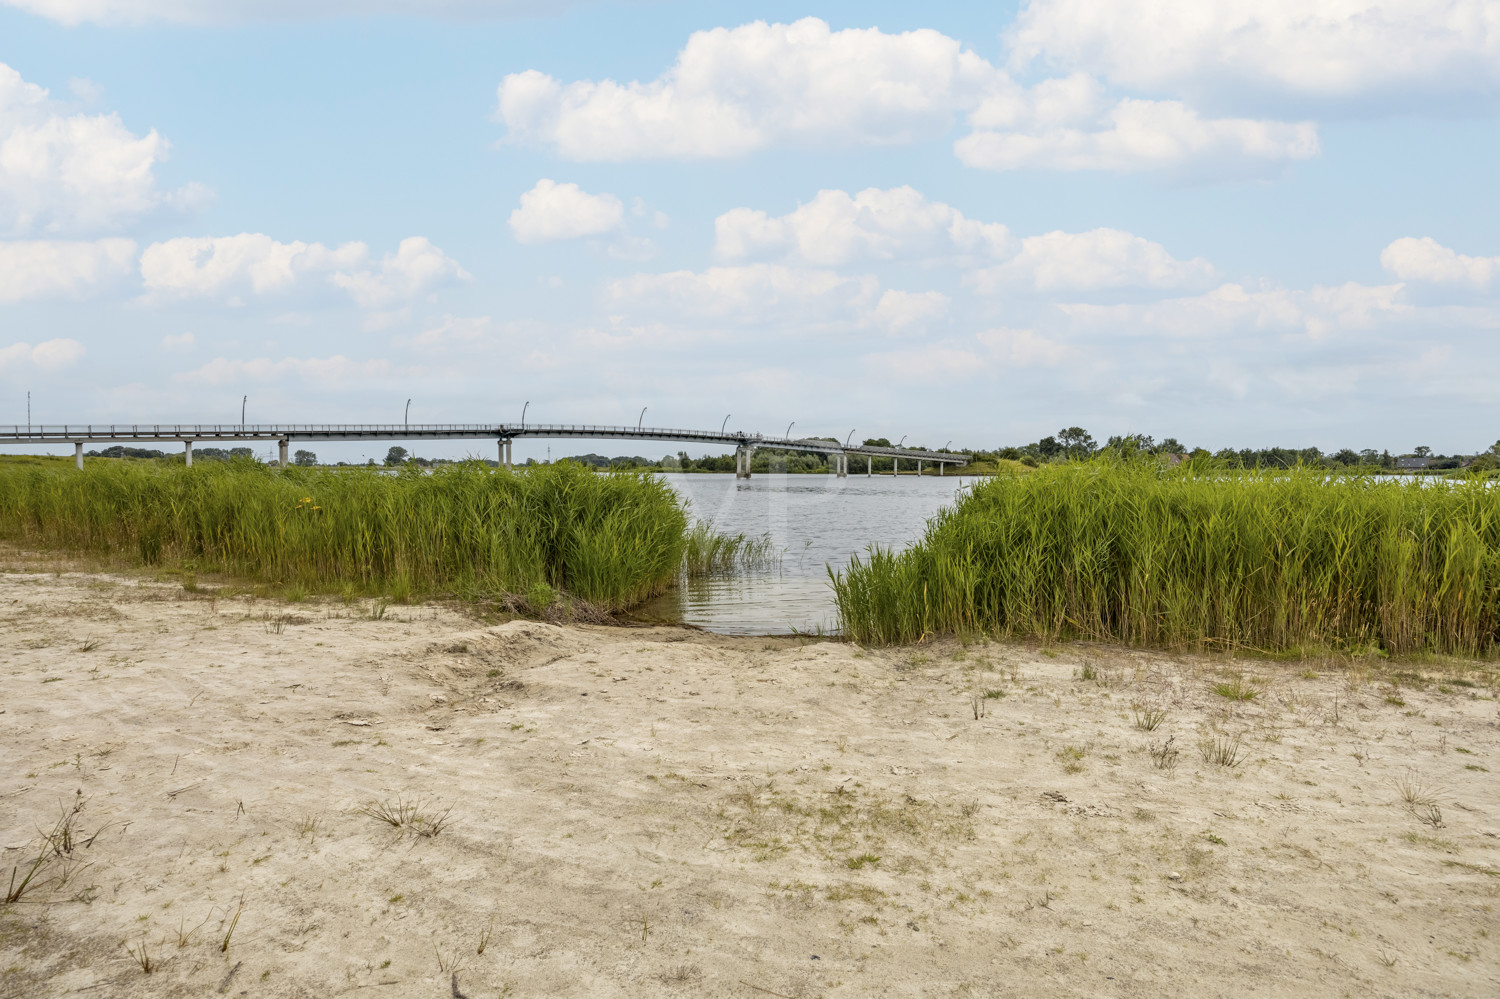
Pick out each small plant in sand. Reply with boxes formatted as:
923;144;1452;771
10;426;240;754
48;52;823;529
295;815;322;845
969;691;987;720
1198;733;1246;768
1393;769;1447;828
1212;675;1261;702
358;795;452;838
1056;745;1087;774
125;936;157;973
1131;702;1168;731
1148;735;1180;774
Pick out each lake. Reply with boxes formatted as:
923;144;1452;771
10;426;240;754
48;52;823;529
633;471;979;635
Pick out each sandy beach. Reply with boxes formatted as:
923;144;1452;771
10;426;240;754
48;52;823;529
2;562;1497;998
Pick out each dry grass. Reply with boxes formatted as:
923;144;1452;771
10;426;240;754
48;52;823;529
358;795;453;838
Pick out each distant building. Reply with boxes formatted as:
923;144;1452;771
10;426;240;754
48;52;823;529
1395;457;1431;470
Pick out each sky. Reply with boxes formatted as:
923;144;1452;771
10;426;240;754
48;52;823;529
1;0;1498;463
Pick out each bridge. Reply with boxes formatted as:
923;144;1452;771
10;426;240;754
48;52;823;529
0;422;970;478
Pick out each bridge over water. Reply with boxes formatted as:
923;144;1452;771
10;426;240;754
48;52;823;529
0;422;970;478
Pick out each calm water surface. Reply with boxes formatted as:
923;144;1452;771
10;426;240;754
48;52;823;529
634;471;979;635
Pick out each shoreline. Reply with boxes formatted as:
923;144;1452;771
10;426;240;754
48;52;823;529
2;566;1496;997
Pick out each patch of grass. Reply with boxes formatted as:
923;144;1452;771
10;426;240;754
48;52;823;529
1198;734;1247;768
1212;676;1261;702
831;464;1500;654
0;460;732;613
1131;702;1168;730
1056;745;1087;774
716;783;972;863
358;795;452;838
845;853;881;870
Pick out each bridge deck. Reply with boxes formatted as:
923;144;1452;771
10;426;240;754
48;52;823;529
0;423;968;464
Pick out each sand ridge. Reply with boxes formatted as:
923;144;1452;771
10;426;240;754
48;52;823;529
1;568;1498;997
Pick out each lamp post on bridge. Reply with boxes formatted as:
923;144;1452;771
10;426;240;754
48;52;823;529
638;407;647;430
405;399;411;428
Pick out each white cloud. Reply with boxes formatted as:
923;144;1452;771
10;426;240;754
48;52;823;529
962;71;1318;169
0;237;135;302
496;18;1000;160
160;331;195;350
956;95;1318;173
2;0;555;26
328;237;470;309
868;290;950;333
0;62;205;234
408;314;494;348
1008;0;1500;104
509;179;624;244
174;354;393;385
713;187;1214;294
1060;281;1409;338
495;18;1318;174
139;233;467;307
0;337;85;370
606;263;879;323
863;326;1077;381
968;228;1217;293
976;327;1078;366
714;186;1013;266
1381;236;1499;290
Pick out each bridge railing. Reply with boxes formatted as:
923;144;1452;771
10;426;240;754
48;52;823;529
0;423;969;462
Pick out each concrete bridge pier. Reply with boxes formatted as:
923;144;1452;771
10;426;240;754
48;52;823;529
74;442;83;470
834;453;847;477
917;459;922;475
866;455;872;477
938;461;944;476
278;440;289;468
892;456;898;476
735;445;753;479
498;438;513;470
184;441;193;468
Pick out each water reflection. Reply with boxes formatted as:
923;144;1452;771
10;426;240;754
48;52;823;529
634;471;976;635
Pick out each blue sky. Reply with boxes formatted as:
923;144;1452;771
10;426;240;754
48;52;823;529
2;0;1498;462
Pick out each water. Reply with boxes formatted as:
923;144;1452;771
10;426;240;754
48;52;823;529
634;471;978;635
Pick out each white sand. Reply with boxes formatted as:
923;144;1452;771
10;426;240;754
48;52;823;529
2;566;1497;998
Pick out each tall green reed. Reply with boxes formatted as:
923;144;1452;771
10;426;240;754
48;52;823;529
833;463;1500;654
0;459;695;611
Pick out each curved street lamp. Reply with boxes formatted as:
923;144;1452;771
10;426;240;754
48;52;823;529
785;421;795;440
721;414;731;435
845;429;856;447
521;401;529;430
638;406;647;430
405;398;411;428
241;395;247;429
898;435;907;448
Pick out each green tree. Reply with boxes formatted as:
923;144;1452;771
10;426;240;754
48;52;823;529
293;449;317;467
384;446;409;466
1056;426;1096;458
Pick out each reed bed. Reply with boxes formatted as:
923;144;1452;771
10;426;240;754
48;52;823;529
682;520;778;576
0;459;704;611
833;464;1500;654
